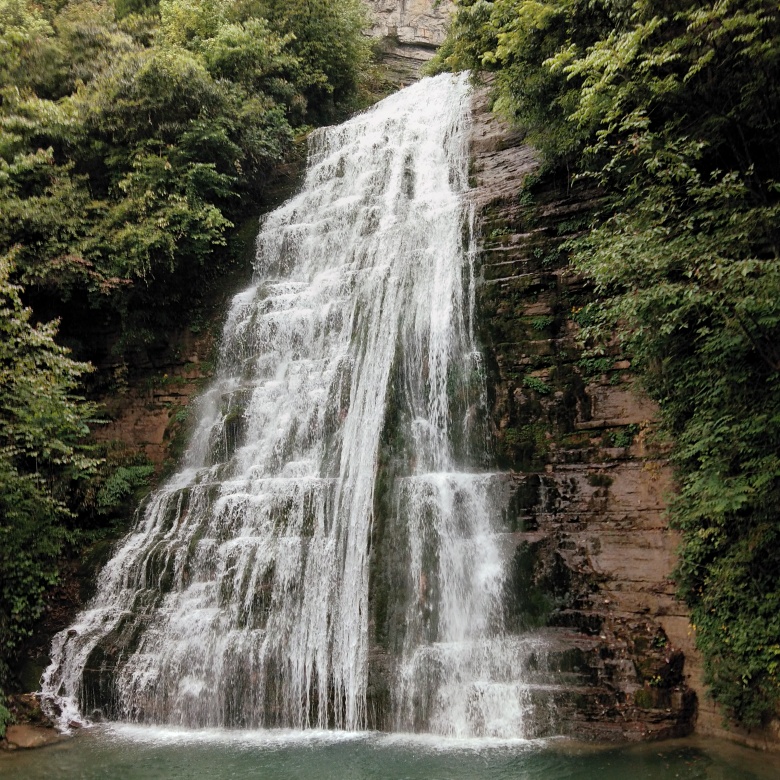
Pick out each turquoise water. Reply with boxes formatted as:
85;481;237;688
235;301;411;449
2;727;779;779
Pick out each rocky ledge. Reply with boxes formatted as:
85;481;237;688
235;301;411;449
1;725;63;751
0;694;63;752
363;1;453;84
468;82;696;742
469;80;780;750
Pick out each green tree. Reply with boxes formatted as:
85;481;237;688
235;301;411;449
256;0;371;122
0;1;299;343
0;251;96;687
1;0;372;343
0;0;60;93
430;0;636;160
52;1;138;95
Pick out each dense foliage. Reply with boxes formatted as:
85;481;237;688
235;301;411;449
0;251;96;729
0;0;370;713
437;0;780;726
0;0;370;347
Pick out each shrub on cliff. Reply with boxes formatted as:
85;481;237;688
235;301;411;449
0;252;96;690
439;0;780;727
0;0;372;350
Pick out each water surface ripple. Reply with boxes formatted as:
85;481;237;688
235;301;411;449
2;728;779;780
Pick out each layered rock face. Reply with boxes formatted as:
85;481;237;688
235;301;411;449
89;327;216;468
364;0;453;44
469;84;780;749
468;86;698;741
363;1;453;82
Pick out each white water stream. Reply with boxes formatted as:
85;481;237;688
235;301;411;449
42;74;548;737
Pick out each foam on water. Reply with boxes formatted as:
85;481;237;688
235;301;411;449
103;723;373;748
100;723;542;754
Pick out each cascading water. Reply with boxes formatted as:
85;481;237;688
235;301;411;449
42;73;552;738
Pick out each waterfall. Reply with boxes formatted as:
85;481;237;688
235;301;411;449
42;73;550;737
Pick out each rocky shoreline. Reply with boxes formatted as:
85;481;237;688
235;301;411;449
0;694;64;752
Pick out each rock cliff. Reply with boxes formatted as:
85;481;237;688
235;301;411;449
363;1;453;82
364;0;452;44
468;82;780;749
469;84;696;742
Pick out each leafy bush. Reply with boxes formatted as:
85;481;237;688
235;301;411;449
523;374;552;395
530;315;554;331
96;463;155;511
257;0;371;122
0;0;372;349
0;690;11;737
442;0;780;726
0;252;96;686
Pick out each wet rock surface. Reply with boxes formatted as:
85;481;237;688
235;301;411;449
0;694;63;752
89;326;217;469
1;725;63;751
468;81;698;742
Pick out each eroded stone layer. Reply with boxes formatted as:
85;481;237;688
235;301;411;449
468;83;698;742
363;1;454;83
